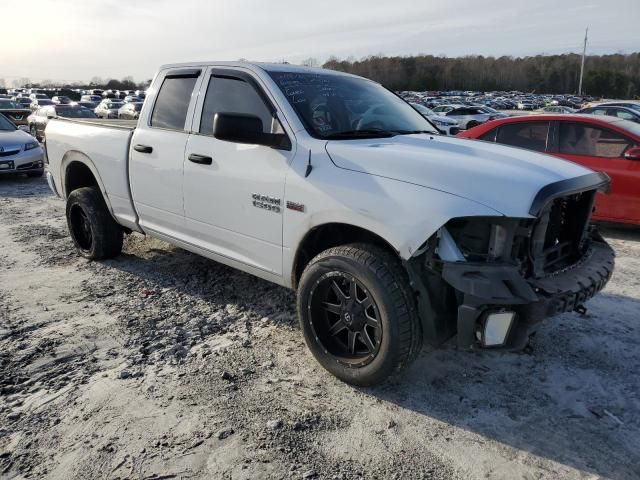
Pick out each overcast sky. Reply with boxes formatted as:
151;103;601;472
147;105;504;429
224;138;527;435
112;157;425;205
2;0;638;84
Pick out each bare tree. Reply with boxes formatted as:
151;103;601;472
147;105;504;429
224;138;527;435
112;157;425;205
301;57;319;67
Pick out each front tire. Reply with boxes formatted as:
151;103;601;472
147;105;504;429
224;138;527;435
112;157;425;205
297;243;422;386
66;187;123;260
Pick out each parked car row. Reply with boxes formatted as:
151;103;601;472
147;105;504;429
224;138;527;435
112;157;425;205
399;90;594;112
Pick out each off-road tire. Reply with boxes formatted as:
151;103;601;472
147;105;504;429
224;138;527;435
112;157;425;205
66;186;123;260
297;243;422;386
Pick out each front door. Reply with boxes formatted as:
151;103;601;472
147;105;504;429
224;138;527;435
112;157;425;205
183;68;295;275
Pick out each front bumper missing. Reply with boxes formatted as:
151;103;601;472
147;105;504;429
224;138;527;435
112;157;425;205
442;237;615;350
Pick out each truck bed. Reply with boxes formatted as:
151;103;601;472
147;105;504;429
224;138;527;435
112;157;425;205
45;117;140;232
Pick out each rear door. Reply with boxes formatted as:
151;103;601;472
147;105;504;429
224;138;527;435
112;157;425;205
129;68;203;237
182;67;295;275
551;120;640;223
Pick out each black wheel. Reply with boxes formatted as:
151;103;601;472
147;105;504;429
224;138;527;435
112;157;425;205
27;170;43;178
66;186;123;260
297;243;422;386
466;121;480;129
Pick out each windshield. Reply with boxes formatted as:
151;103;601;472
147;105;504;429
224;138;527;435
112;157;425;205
0;100;21;109
108;102;124;109
37;100;54;106
267;71;437;138
56;107;97;118
0;114;16;131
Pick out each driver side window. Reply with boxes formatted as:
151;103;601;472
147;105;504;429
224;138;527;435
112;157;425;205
199;75;279;135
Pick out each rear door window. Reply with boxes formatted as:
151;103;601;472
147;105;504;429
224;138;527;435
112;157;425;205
558;122;632;158
478;128;498;142
150;73;199;130
496;121;550;152
611;109;637;122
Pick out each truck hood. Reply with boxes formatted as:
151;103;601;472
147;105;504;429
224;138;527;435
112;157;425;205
325;134;594;217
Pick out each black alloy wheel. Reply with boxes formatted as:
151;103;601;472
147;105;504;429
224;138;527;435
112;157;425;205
308;272;382;365
68;204;93;252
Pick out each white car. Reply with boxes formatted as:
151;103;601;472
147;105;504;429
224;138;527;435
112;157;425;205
410;103;459;135
94;99;125;119
45;62;614;386
517;101;536;110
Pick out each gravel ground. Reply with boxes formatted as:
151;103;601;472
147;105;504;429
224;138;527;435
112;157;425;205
1;175;639;480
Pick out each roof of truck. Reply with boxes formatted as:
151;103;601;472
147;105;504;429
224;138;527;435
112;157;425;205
158;61;358;77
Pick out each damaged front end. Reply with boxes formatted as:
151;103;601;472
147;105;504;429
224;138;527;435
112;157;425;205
405;172;615;351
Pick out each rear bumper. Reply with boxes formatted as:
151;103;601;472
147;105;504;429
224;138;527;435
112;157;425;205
442;236;615;350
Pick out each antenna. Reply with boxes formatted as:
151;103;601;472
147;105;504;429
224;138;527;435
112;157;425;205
578;27;588;96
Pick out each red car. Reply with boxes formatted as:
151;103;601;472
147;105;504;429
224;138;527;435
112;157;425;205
458;114;640;225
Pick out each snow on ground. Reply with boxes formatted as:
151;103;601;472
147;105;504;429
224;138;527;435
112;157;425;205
1;176;639;479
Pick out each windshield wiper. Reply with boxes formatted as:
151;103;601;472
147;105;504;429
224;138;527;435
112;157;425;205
393;130;438;135
323;129;397;139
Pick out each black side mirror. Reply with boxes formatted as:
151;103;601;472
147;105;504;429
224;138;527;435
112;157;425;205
213;113;291;150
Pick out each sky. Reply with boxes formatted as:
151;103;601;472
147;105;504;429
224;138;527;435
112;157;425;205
1;0;638;85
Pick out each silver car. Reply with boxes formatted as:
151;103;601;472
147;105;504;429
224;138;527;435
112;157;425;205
0;114;44;177
410;103;459;135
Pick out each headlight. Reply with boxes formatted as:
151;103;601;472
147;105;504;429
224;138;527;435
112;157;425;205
24;141;40;151
433;120;448;127
440;217;530;262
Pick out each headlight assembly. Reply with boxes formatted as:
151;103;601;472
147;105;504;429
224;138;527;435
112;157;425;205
24;141;40;151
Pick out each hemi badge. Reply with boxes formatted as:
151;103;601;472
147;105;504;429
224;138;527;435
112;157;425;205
286;201;305;213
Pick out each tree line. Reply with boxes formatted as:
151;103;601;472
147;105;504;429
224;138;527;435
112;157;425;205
323;53;640;98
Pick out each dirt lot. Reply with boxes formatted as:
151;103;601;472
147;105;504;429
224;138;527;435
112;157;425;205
1;175;639;480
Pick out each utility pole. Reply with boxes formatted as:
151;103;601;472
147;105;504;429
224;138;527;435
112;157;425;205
578;27;588;95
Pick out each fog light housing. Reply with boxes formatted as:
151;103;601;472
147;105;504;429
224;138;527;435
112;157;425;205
481;311;515;347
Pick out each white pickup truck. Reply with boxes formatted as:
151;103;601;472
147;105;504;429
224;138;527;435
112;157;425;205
45;62;614;385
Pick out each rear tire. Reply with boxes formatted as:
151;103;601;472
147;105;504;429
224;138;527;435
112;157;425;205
297;243;422;386
66;186;123;260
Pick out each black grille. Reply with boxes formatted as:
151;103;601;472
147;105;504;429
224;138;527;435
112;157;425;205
530;190;595;277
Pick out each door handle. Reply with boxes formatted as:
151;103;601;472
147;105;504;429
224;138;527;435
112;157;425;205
188;153;213;165
134;144;153;153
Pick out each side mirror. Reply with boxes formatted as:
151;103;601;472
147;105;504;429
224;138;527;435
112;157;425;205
213;113;291;150
624;146;640;160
